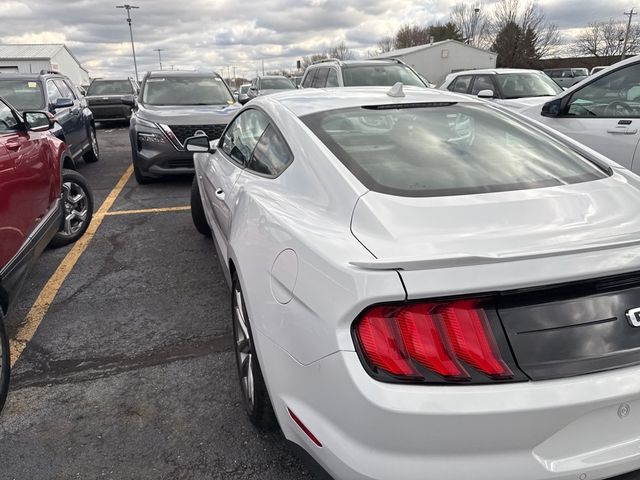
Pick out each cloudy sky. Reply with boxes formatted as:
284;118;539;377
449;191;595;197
0;0;636;79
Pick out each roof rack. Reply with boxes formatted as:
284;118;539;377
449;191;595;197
311;57;344;66
39;69;60;75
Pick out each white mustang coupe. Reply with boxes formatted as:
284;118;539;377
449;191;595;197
187;86;640;480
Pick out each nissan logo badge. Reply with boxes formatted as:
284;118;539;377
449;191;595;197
626;307;640;327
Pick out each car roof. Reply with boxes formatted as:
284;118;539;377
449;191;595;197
310;59;404;68
258;86;480;117
449;68;542;77
0;73;59;81
146;70;220;78
258;75;289;79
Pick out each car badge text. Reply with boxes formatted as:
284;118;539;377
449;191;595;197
626;307;640;327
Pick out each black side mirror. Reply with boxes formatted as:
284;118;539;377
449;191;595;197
122;95;137;107
54;97;74;109
541;98;563;117
239;97;250;105
24;111;54;131
185;134;213;153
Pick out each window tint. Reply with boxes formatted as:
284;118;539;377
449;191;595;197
495;73;562;99
87;80;134;95
312;68;329;88
301;103;607;197
471;75;494;95
220;109;269;166
46;80;63;103
342;64;424;87
0;80;45;110
567;63;640;118
451;76;472;93
0;102;19;133
142;76;233;106
248;125;293;176
327;69;339;87
54;79;75;99
302;69;316;88
259;77;295;90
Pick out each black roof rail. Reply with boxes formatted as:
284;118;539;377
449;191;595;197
311;58;344;66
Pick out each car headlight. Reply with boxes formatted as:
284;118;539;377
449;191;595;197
135;116;160;130
137;132;166;144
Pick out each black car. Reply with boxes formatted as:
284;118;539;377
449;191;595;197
0;71;99;168
85;78;138;123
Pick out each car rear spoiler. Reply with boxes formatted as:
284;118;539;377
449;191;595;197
350;234;640;271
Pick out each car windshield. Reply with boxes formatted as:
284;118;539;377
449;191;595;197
240;85;250;94
88;80;134;95
496;73;562;99
142;76;234;106
260;77;295;90
0;80;45;110
573;68;589;76
342;64;425;87
302;103;607;197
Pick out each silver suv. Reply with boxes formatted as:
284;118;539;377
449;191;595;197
300;58;430;89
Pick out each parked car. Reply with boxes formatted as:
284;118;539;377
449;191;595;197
301;58;430;89
590;66;607;75
0;97;93;413
237;83;251;105
246;75;295;102
544;67;589;88
125;71;241;184
0;71;99;168
521;55;640;173
85;78;138;123
291;75;303;88
187;85;640;480
440;68;563;110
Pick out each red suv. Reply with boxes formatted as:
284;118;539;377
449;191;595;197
0;97;93;413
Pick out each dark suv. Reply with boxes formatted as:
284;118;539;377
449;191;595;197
0;71;99;169
85;78;138;123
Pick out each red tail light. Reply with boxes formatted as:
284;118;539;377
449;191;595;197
355;298;516;384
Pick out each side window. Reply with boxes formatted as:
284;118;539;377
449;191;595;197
326;69;339;87
63;80;79;99
302;69;316;88
450;76;472;94
46;80;63;103
220;109;269;166
312;68;329;88
0;102;19;133
471;75;494;95
567;63;640;118
247;125;293;177
54;79;75;99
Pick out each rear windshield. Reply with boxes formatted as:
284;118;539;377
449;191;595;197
496;73;562;99
342;64;425;87
142;76;233;106
88;80;134;95
0;80;45;110
260;77;295;90
302;103;608;197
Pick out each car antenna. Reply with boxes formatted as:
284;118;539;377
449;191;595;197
387;82;405;98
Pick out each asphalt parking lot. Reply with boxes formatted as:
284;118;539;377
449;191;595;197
0;125;330;480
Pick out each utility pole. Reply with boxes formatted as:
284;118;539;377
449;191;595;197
154;48;164;70
116;4;140;81
621;8;637;60
261;59;265;75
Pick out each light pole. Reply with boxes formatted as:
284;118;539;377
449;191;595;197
154;48;164;70
622;8;637;60
116;4;140;81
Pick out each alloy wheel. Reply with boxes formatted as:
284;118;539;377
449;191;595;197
90;128;99;157
233;286;254;411
60;180;89;238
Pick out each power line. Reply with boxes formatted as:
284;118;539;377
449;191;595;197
621;8;637;60
116;4;140;81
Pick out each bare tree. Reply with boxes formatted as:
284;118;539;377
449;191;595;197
326;41;356;61
491;0;560;62
450;2;491;48
575;19;640;57
394;24;432;49
375;36;394;54
301;53;328;69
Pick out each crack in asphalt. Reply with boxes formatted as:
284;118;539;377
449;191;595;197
11;335;234;390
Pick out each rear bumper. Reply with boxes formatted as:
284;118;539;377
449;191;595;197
258;330;640;480
88;104;132;121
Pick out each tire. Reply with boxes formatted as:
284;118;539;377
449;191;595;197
190;178;211;237
232;273;278;430
50;169;94;248
83;125;99;163
0;308;10;415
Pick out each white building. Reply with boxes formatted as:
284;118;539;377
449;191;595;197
373;39;497;87
0;44;90;86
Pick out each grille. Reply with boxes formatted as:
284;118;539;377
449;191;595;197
167;158;194;169
168;124;226;145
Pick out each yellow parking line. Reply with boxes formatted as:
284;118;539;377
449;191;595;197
105;206;190;216
9;165;133;366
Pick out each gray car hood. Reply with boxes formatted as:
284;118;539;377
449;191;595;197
137;103;241;125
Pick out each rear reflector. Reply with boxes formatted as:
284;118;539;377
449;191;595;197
355;298;514;383
288;408;322;447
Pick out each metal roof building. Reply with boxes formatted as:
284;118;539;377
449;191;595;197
0;44;90;86
372;39;497;87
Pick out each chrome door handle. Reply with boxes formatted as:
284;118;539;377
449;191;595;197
607;127;638;135
215;188;225;200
